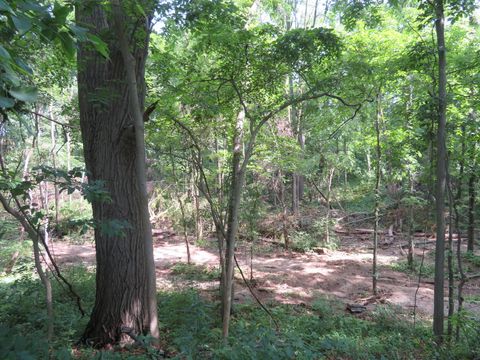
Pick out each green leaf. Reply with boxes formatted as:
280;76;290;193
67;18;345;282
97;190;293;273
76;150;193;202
14;58;33;75
135;3;146;17
17;1;45;12
9;86;38;102
87;34;109;59
11;14;32;34
53;1;70;24
57;31;75;58
0;0;13;13
0;96;14;108
0;44;11;59
1;64;21;86
69;24;88;41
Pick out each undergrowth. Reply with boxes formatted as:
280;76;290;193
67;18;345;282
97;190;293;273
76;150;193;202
389;259;435;279
170;262;220;281
463;251;480;268
1;264;479;359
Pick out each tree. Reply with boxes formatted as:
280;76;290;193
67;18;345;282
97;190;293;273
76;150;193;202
149;0;367;339
76;1;158;346
431;0;447;341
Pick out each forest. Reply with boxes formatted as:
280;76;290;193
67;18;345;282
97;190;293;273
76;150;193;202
0;0;479;358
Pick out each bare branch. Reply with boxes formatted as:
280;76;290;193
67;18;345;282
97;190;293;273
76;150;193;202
27;111;78;129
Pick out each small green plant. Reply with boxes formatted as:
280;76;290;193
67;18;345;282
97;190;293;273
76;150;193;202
157;290;218;358
170;262;220;281
463;251;480;267
194;237;209;247
290;231;318;252
311;218;339;250
0;325;50;359
390;259;435;278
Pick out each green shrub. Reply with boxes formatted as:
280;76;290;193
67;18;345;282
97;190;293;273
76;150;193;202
290;231;318;252
464;251;480;267
157;290;218;358
0;325;50;360
170;262;220;281
390;259;435;279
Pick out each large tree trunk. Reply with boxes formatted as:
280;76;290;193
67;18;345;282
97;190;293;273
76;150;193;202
433;0;447;341
76;3;157;346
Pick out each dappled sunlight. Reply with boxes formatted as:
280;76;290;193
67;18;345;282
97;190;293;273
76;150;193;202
153;240;218;268
50;241;96;265
52;232;480;319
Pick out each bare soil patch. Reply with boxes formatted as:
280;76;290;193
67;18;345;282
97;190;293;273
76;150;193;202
51;230;480;318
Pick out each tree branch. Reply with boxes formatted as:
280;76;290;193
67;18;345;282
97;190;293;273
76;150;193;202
27;111;78;129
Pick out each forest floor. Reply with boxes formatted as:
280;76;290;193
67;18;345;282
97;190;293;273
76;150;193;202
51;228;480;320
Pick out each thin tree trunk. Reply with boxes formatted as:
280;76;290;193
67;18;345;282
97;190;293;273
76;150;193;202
279;169;289;250
372;92;382;296
66;129;72;203
312;0;319;27
407;173;415;268
192;166;203;243
49;109;60;224
447;198;454;339
433;0;447;341
170;152;191;264
0;194;54;341
453;200;466;341
304;0;309;28
325;167;334;244
467;170;476;252
343;137;348;186
222;110;246;340
32;236;54;341
289;75;299;216
456;124;465;201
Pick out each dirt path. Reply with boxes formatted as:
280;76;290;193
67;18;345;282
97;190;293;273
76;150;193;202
51;232;480;318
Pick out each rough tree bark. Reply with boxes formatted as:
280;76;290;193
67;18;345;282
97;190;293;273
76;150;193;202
76;1;158;346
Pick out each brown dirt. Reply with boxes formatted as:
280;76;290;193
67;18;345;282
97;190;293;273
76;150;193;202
51;230;480;319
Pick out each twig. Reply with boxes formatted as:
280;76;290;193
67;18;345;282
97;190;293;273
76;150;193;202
307;178;344;212
0;192;85;316
27;111;78;129
413;231;427;327
233;255;280;331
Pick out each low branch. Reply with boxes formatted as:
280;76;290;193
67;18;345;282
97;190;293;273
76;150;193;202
28;111;78;129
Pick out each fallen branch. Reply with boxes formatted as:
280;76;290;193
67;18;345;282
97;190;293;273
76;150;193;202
466;273;480;280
